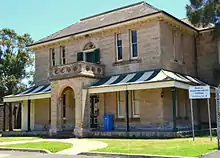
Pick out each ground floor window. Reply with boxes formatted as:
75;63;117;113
117;92;125;118
117;91;140;118
131;91;140;118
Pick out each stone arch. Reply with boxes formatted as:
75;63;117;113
83;42;96;51
60;86;75;131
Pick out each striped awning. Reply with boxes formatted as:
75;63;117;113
89;69;211;93
4;84;51;102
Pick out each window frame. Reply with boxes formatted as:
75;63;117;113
50;48;56;66
172;31;177;61
117;92;125;119
130;30;138;59
131;91;140;118
60;46;66;65
116;33;123;62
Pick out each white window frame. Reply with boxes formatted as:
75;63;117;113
116;33;123;62
131;91;140;118
50;48;55;66
130;30;138;59
117;92;125;118
60;46;66;65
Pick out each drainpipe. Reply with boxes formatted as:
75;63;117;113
194;36;198;77
125;89;130;132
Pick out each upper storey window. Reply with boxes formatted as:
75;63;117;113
77;42;100;64
50;48;55;66
130;30;138;58
116;33;123;61
60;46;66;65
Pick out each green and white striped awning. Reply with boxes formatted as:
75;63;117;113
89;69;212;93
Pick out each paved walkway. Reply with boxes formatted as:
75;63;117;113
0;138;108;155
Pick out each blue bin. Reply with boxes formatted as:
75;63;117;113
104;114;114;131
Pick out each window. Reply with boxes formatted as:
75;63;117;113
132;91;140;118
117;92;125;118
60;46;66;65
180;34;184;63
85;51;94;63
130;30;138;58
172;31;177;61
50;48;55;66
116;33;123;61
77;48;100;64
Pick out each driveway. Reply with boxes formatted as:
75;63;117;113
0;138;108;155
201;151;220;158
0;151;96;158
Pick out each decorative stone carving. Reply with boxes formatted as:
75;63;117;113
50;61;104;80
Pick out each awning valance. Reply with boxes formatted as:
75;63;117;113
89;69;213;93
4;84;51;103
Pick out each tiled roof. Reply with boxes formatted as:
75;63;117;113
32;1;160;45
181;18;215;31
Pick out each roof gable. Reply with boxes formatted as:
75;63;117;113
32;1;160;45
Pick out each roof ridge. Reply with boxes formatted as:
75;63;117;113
80;1;147;21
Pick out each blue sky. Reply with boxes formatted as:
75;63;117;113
0;0;189;41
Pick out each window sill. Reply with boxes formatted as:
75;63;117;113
130;117;140;122
115;118;125;122
113;58;141;66
115;117;140;122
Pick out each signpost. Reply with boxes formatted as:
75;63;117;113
189;86;211;141
216;87;220;149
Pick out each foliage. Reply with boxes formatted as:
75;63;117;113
0;28;34;101
186;0;220;37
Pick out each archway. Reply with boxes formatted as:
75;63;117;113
61;87;75;131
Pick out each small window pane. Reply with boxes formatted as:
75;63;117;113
131;31;137;43
117;92;125;118
118;47;123;60
86;52;93;63
116;34;123;61
117;40;122;46
132;44;138;57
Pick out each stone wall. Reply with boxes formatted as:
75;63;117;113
160;21;196;76
197;31;218;85
34;20;162;84
34;98;50;130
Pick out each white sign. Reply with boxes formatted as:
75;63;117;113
189;86;210;99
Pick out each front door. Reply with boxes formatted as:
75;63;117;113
90;96;99;128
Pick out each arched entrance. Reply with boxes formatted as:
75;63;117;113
60;87;75;131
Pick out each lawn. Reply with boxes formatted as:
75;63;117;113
0;141;72;153
0;137;39;142
90;137;217;157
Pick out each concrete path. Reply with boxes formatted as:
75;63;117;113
0;138;107;155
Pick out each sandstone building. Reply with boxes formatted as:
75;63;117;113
3;2;219;138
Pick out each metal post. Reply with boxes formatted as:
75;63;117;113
207;98;212;141
216;87;220;149
172;88;177;132
27;100;31;131
190;99;195;141
125;90;130;132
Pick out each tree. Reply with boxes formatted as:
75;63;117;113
186;0;220;37
0;28;34;102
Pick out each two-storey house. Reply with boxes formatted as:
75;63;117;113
3;1;219;138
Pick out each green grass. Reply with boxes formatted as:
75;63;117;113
0;137;39;142
0;141;72;153
89;137;217;157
